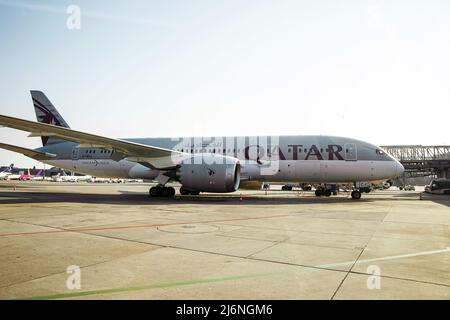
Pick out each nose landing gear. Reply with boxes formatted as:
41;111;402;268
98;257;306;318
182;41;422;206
351;182;362;199
351;190;362;199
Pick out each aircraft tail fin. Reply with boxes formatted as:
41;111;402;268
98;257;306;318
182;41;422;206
31;90;70;146
3;164;13;173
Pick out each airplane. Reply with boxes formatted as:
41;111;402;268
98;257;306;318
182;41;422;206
52;170;92;182
0;164;14;180
0;91;405;199
30;169;45;181
7;168;31;180
17;168;43;180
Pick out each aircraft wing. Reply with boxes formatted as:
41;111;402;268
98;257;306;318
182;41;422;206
0;114;186;169
0;142;57;161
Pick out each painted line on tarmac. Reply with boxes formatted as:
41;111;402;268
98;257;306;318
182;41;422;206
19;271;282;300
318;247;450;269
0;213;293;237
16;247;450;300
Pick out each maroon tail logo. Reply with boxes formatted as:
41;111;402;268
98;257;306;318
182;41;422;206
33;98;62;145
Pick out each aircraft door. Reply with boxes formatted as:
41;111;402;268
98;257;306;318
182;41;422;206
344;143;357;161
72;147;79;160
72;147;80;170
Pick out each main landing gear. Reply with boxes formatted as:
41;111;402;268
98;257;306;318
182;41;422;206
179;186;200;196
149;186;175;197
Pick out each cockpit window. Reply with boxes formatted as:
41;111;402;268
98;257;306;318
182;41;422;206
376;149;385;155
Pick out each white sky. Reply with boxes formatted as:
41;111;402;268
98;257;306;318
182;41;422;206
0;0;449;168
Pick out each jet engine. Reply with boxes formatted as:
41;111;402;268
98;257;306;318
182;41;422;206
178;154;240;193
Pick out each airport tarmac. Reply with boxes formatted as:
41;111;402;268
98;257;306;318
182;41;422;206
0;180;449;300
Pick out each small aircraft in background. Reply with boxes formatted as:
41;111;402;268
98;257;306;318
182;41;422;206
52;170;92;182
20;169;44;180
31;169;45;181
0;164;14;180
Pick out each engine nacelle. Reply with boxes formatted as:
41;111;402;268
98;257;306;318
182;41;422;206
178;154;240;193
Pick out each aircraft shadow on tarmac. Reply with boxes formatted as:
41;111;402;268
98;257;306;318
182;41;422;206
0;190;419;206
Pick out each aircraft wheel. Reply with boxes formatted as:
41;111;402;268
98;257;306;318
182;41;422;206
167;187;175;197
351;190;362;199
179;187;190;195
150;186;176;197
315;189;322;197
161;187;171;197
149;186;162;197
324;189;332;197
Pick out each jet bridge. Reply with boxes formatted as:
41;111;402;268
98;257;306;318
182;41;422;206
381;145;450;179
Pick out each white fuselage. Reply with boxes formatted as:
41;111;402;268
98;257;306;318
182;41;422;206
39;135;404;184
43;158;399;184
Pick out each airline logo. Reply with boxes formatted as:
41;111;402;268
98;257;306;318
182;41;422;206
243;144;345;162
33;98;63;126
33;98;62;145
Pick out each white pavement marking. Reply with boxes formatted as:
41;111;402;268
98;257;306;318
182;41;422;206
318;247;450;269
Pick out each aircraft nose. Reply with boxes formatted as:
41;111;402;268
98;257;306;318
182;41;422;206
396;160;405;176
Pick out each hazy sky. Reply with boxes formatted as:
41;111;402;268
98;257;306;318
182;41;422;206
1;0;449;167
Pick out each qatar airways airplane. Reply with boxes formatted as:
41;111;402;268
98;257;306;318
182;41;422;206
0;91;404;199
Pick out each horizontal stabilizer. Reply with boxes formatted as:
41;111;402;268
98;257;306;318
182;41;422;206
0;143;56;160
